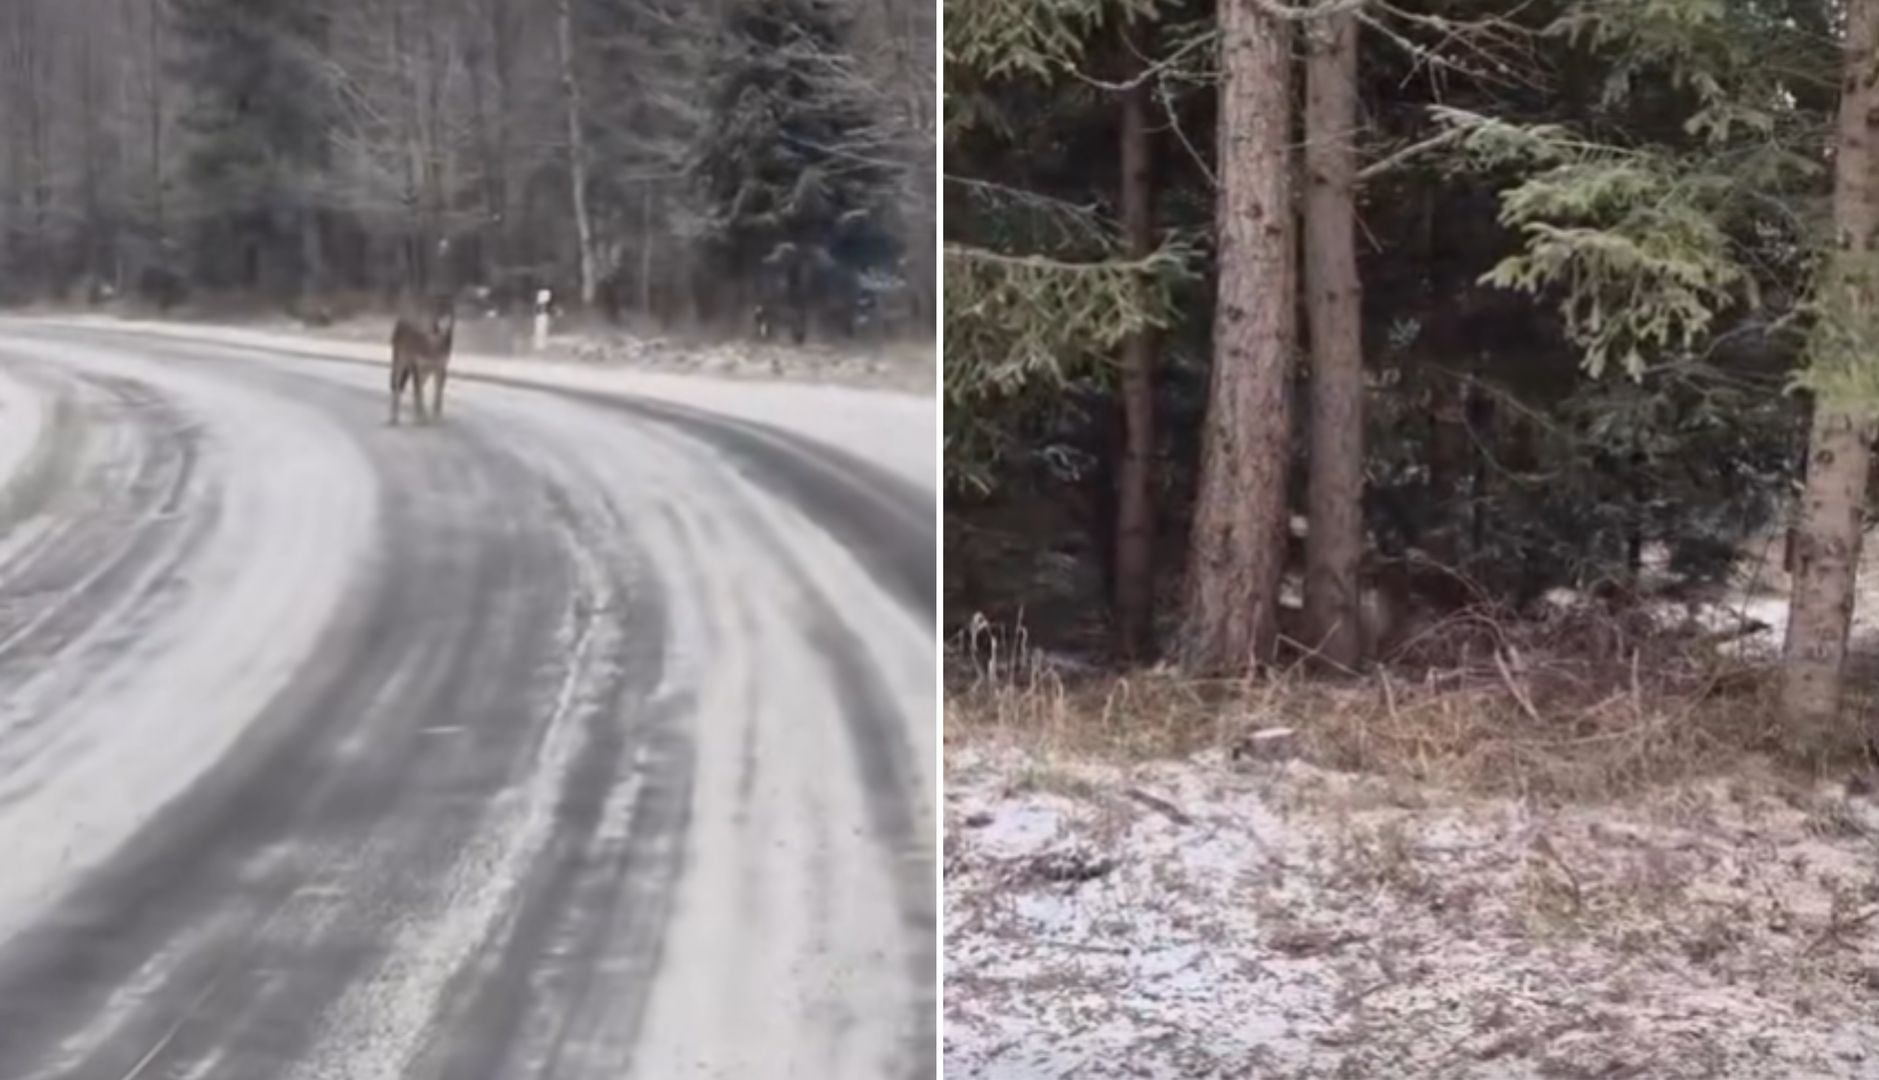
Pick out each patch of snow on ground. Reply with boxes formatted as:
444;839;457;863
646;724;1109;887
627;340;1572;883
0;364;47;497
945;746;1879;1079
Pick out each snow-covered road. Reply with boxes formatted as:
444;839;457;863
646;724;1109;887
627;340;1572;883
0;320;935;1079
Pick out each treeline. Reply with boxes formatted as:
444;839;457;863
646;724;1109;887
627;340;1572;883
947;0;1879;736
0;0;934;339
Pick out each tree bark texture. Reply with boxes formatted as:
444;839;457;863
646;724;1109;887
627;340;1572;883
1177;0;1296;674
1781;0;1879;737
1114;28;1159;663
1303;7;1364;670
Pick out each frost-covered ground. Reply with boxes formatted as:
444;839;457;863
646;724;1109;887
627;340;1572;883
216;309;935;395
0;319;935;1077
40;313;937;489
945;744;1879;1079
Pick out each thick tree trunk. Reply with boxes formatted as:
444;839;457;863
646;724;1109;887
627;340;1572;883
1114;29;1158;662
555;0;598;310
1782;0;1879;737
1177;0;1296;673
1302;6;1364;670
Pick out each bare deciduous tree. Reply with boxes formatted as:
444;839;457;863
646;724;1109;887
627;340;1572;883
0;0;931;342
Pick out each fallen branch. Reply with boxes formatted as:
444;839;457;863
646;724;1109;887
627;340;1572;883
1494;647;1545;726
1126;786;1195;826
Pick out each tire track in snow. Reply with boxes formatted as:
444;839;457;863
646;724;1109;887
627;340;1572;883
452;383;934;1080
0;351;671;1080
0;324;933;1080
0;362;217;802
0;341;373;960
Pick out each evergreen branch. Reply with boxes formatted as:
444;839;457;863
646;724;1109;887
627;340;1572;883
1158;79;1217;190
779;132;913;174
944;175;1115;245
1356;126;1467;182
1070;28;1217;93
944;244;1168;274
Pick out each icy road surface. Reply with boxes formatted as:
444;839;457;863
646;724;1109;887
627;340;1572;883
0;319;935;1079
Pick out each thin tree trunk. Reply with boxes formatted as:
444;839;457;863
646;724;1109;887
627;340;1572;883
1303;5;1364;670
18;2;50;285
640;184;656;317
485;0;515;284
421;2;448;295
390;0;424;296
1426;373;1467;562
146;0;167;242
465;31;500;284
1178;0;1297;673
1113;26;1158;662
301;210;326;299
555;0;598;309
1781;0;1879;739
78;31;102;284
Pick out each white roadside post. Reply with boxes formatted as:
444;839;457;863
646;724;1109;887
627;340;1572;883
534;289;553;352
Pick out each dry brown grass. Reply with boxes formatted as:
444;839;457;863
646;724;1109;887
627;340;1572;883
947;604;1875;803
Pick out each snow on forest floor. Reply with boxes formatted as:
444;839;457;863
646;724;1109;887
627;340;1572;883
944;741;1879;1079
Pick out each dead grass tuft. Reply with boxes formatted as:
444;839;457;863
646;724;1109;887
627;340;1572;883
947;605;1873;802
945;613;1230;763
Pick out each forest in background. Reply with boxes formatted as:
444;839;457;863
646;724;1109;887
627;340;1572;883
945;0;1879;771
0;0;935;342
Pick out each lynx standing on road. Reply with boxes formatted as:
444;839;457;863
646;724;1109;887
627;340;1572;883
389;303;456;425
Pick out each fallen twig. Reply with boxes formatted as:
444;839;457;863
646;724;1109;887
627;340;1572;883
1495;647;1545;726
1126;786;1194;826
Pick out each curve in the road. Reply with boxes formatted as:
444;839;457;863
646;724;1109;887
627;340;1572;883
0;325;935;1080
64;326;935;622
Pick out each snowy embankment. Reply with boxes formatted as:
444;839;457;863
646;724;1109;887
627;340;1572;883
945;745;1879;1079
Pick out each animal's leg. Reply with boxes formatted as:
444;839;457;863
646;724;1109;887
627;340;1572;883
412;370;429;424
431;367;447;420
390;363;404;425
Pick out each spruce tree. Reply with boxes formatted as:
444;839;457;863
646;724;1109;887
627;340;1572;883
168;0;332;292
693;0;899;339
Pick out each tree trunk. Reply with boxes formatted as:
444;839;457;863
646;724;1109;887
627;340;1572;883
146;0;167;243
466;30;499;284
1177;0;1297;673
1781;0;1879;738
301;210;326;299
485;0;516;284
1302;6;1364;670
640;183;656;318
555;0;598;309
420;1;448;293
16;1;50;287
78;31;103;285
1113;27;1158;663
